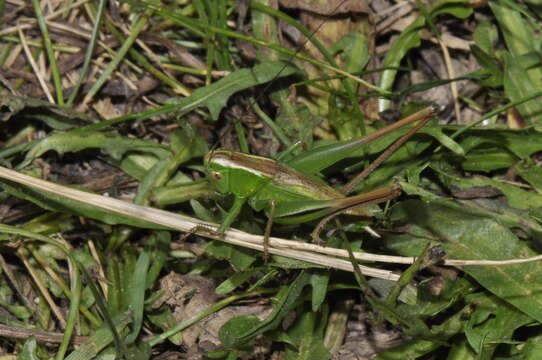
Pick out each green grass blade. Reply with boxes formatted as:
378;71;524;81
79;263;128;358
66;0;107;105
30;0;64;105
82;9;153;106
125;252;150;344
64;313;131;360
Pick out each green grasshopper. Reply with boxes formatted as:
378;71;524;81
204;107;435;244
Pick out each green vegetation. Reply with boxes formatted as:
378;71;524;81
1;0;542;358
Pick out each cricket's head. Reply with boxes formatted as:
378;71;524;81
204;150;232;194
204;149;277;197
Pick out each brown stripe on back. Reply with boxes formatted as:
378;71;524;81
275;163;343;200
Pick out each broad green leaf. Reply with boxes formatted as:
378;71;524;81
120;153;162;181
376;339;440;360
387;200;542;323
464;293;531;356
145;232;170;289
400;181;542;238
431;0;473;19
124;342;152;360
436;171;542;211
469;45;503;88
20;337;39;360
166;61;299;120
169;125;208;159
229;247;257;271
151;181;213;207
284;310;329;360
220;271;311;347
519;338;542;359
333;31;369;76
396;278;476;318
491;0;542;123
0;178;166;229
446;340;478;359
502;53;542;123
146;307;182;345
309;270;329;312
219;315;261;348
0;94;92;128
460;149;517;172
473;21;499;55
516;160;542;193
420;127;464;156
191;199;218;223
215;270;258;295
454;126;542;159
65;314;132;360
490;0;538;57
133;157;172;203
379;17;424;110
524;0;542;6
286;123;429;175
20;131;170;169
205;241;257;271
205;240;234;260
2;303;32;320
133;122;208;205
376;304;468;359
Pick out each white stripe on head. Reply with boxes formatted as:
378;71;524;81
210;156;273;178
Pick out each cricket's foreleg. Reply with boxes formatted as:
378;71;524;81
218;196;248;233
263;200;277;262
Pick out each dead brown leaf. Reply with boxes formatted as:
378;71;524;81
155;273;217;347
92;98;122;120
450;185;503;199
154;272;271;351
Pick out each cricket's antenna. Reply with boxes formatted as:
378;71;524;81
214;0;351;151
249;0;351;106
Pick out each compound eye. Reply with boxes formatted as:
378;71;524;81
211;171;222;180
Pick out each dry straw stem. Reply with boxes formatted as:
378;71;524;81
0;323;88;344
18;26;55;103
0;0;92;37
1;166;542;281
438;38;461;124
0;166;397;280
17;248;67;328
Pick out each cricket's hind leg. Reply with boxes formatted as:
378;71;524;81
262;200;277;263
